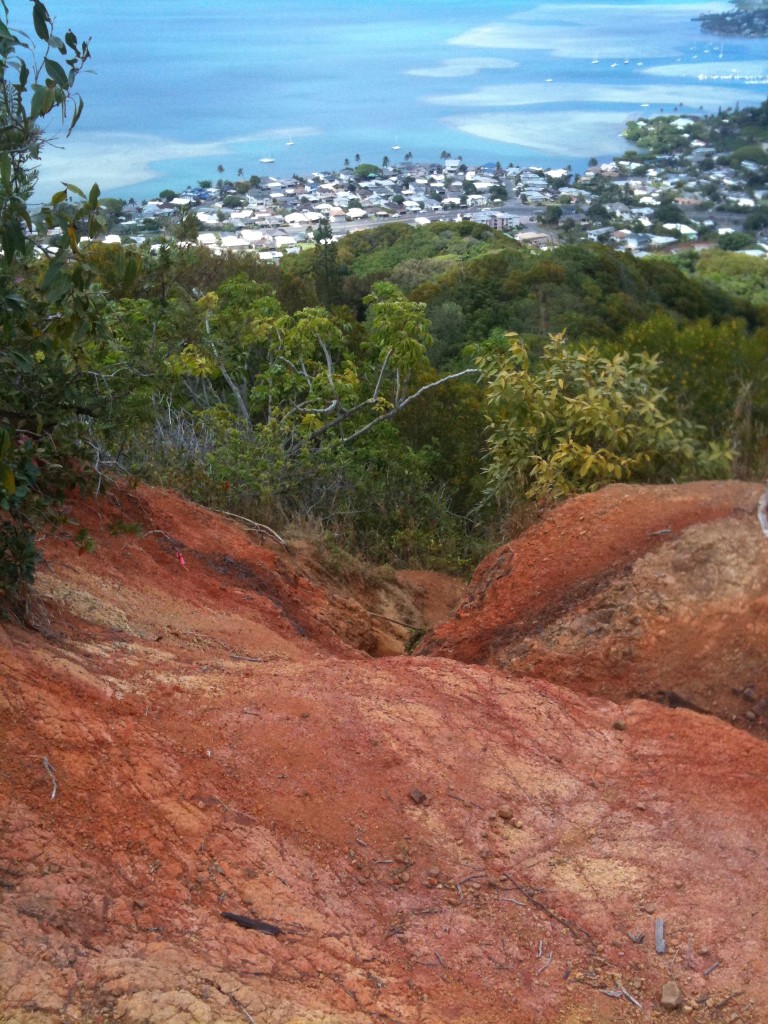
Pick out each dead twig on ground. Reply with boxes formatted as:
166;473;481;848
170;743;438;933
42;756;57;800
703;959;721;976
620;986;642;1009
221;911;282;936
503;874;595;947
229;995;257;1024
599;989;623;999
536;952;553;975
758;484;768;538
654;917;666;954
211;509;287;548
714;991;744;1011
446;789;484;810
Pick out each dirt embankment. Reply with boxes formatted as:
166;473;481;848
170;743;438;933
1;480;767;1024
418;480;768;736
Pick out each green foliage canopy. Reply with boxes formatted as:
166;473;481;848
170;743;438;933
475;331;731;506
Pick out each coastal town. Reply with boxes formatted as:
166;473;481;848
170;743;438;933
49;103;768;262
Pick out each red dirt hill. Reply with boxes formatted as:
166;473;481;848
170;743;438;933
1;480;767;1024
418;480;768;736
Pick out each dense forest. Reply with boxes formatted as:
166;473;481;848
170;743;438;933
2;2;768;607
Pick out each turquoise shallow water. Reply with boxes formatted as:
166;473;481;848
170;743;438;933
29;0;768;198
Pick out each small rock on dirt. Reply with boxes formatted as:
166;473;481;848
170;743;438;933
498;805;514;820
409;788;428;805
661;980;684;1010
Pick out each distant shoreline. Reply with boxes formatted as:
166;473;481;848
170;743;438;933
696;5;768;37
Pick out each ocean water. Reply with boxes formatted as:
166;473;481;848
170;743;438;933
30;0;768;199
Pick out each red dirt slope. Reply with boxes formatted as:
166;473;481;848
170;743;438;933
418;480;768;735
1;481;767;1024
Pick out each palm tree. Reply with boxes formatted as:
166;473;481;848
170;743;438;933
404;151;412;161
355;153;360;164
217;164;224;175
237;167;244;178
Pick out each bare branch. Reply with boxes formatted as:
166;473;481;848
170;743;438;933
211;509;287;548
204;316;252;428
342;367;480;446
372;348;393;402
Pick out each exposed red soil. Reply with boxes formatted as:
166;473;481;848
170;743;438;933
418;481;768;735
1;480;767;1024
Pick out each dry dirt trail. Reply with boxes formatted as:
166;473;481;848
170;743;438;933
1;479;767;1024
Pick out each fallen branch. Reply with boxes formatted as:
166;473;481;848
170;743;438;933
211;509;287;548
714;991;744;1011
42;757;57;801
703;959;721;977
536;951;553;975
221;911;282;936
366;609;419;630
620;986;642;1009
229;995;256;1024
503;874;595;947
599;988;623;1000
758;484;768;539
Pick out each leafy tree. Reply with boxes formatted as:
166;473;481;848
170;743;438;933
173;207;202;242
0;0;127;604
475;331;730;506
222;193;246;209
619;312;768;465
354;162;381;180
538;204;562;225
718;230;756;251
312;216;342;309
691;249;768;306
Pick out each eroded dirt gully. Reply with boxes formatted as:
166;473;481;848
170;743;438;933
1;480;767;1024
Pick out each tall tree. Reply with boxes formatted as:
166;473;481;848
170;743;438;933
0;1;132;603
312;216;342;309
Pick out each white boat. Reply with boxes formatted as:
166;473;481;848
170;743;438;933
545;77;554;82
259;157;275;164
285;137;294;147
391;144;401;150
